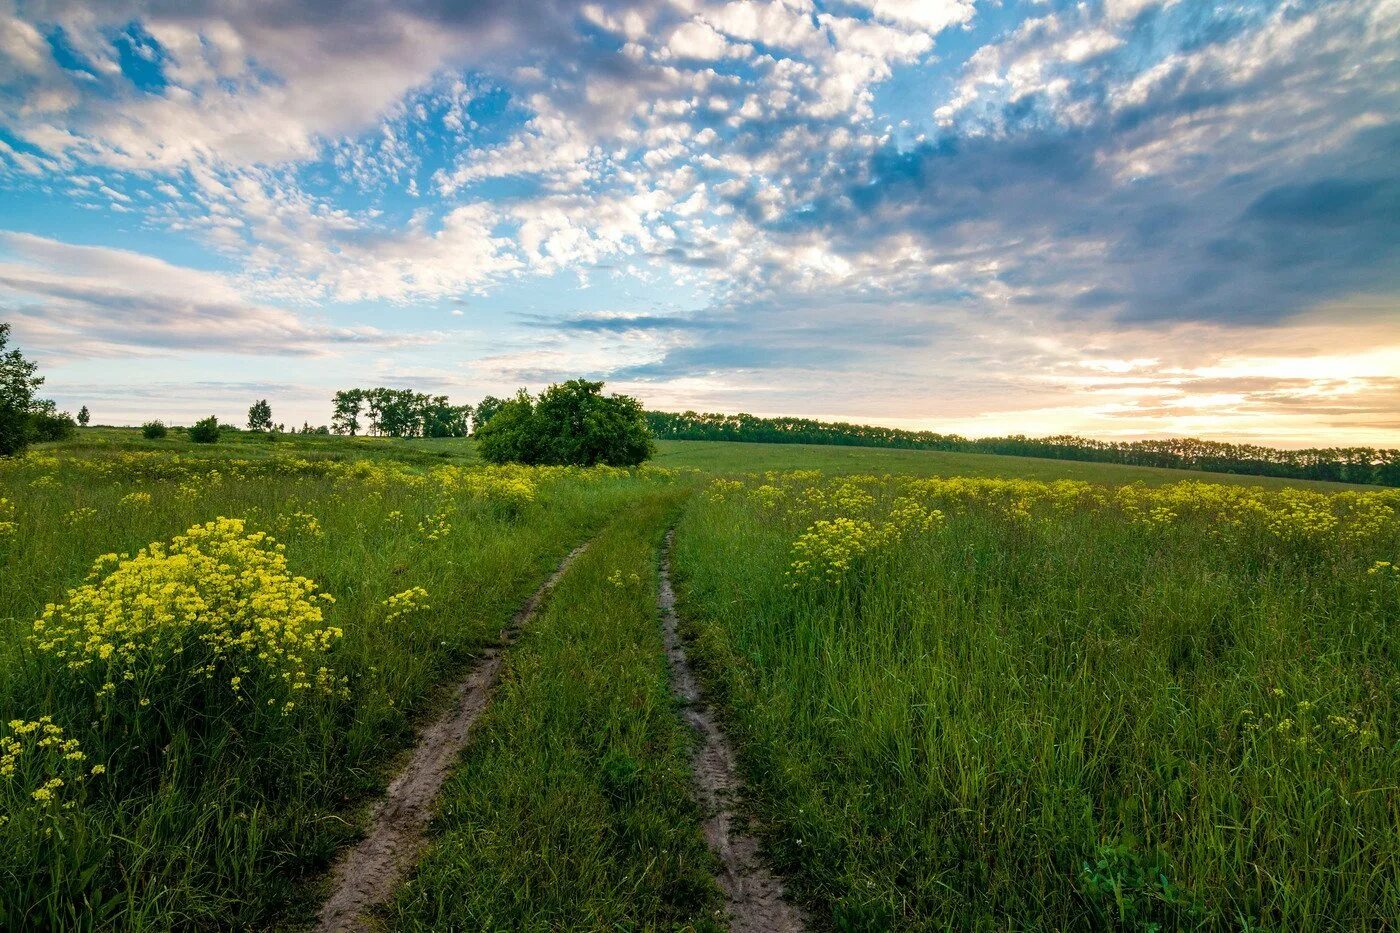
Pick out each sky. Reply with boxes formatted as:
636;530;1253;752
1;0;1397;446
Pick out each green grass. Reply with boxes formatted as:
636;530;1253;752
390;488;721;931
653;438;1370;490
672;473;1400;929
0;445;673;929
5;430;1394;930
60;427;1371;490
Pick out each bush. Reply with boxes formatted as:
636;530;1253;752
29;409;76;442
476;380;654;467
141;420;168;440
187;416;221;444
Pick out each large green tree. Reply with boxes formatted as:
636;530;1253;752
1;323;47;456
476;380;653;467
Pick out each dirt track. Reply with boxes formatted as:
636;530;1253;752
658;529;806;933
314;542;591;933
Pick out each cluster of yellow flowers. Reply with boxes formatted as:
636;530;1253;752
1368;560;1398;578
788;497;944;585
31;518;344;712
430;465;539;510
607;569;642;590
711;472;1399;564
274;509;325;538
418;512;453;541
1;717;104;829
382;586;430;623
1242;692;1380;753
790;517;879;583
63;507;97;525
0;496;14;536
118;491;153;508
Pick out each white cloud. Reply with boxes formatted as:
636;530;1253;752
0;232;421;356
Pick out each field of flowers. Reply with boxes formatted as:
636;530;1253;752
0;445;679;928
673;473;1400;929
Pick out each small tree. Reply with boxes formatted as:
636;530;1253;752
142;420;168;440
476;380;653;467
77;405;90;427
247;399;273;432
1;323;47;457
188;416;221;444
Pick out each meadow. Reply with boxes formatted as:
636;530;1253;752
1;429;1395;930
673;473;1400;928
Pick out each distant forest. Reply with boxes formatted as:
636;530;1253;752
645;410;1400;487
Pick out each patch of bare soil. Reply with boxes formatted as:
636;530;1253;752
658;530;806;933
314;543;591;933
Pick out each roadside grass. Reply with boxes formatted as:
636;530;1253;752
0;446;674;929
391;488;723;932
672;473;1400;929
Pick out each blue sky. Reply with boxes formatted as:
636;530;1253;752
1;0;1397;445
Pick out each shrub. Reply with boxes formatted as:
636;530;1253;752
141;420;168;439
476;380;654;467
187;416;220;444
29;409;76;442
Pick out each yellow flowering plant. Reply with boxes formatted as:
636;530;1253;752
30;518;346;744
381;586;431;623
0;717;103;833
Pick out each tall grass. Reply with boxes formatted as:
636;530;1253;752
673;474;1400;929
0;444;676;929
391;488;722;930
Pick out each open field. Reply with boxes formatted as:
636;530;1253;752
3;432;1396;930
674;472;1400;928
47;428;1378;491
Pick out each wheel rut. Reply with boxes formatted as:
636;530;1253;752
658;529;806;933
314;541;591;933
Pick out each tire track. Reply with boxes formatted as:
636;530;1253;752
658;529;806;933
315;542;591;933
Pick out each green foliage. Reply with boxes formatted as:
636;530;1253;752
188;416;221;444
141;420;168;439
77;406;90;427
0;322;46;457
472;394;505;433
1080;840;1201;931
649;409;1400;487
332;388;470;438
29;406;76;442
476;380;654;467
247;398;273;432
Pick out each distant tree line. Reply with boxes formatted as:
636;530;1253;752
645;410;1400;487
331;388;472;438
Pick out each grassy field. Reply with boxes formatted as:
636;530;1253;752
3;429;1396;930
0;439;676;928
673;473;1400;928
56;428;1373;490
